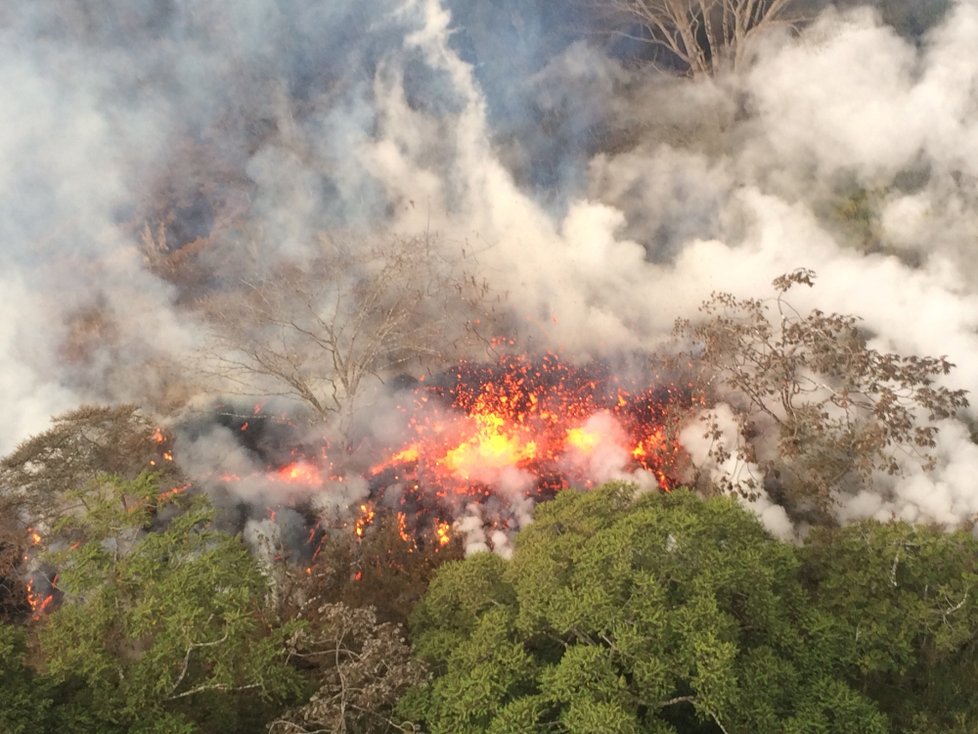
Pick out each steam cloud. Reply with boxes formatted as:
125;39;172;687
4;0;978;538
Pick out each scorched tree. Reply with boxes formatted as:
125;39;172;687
675;269;968;519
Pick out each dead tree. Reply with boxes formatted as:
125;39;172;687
199;234;503;423
591;0;796;76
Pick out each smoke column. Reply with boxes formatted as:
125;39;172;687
3;0;978;534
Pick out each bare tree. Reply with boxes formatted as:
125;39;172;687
591;0;796;76
675;270;968;517
270;603;426;734
199;234;503;422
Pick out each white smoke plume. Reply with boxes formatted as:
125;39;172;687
2;0;977;538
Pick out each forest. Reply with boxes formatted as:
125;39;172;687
2;0;977;731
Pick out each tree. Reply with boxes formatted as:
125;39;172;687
288;512;464;628
801;521;978;734
401;483;887;733
0;516;29;623
36;474;303;734
589;0;796;76
0;622;57;733
0;404;181;528
675;269;968;518
199;234;501;424
269;603;427;734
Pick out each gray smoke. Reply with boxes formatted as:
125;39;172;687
3;0;977;537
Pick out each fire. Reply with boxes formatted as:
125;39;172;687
441;412;537;481
158;482;191;502
393;445;420;463
397;512;412;544
200;355;695;561
354;504;375;539
26;577;56;620
435;521;451;546
565;426;600;454
273;460;322;486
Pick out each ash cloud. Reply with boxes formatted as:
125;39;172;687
3;0;978;534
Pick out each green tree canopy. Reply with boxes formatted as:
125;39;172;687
800;521;978;734
36;473;303;734
401;483;886;733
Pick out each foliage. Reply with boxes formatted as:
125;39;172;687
402;483;887;733
801;521;978;733
0;404;180;527
293;511;464;628
36;474;303;733
270;603;427;734
0;516;29;623
675;269;968;517
0;622;57;733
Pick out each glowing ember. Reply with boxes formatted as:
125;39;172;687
441;412;537;481
158;482;191;502
26;575;57;621
203;354;695;559
565;426;600;454
397;512;412;544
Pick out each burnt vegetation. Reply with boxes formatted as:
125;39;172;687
676;269;969;521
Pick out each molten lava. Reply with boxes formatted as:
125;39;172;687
203;354;693;557
370;353;692;502
273;460;323;486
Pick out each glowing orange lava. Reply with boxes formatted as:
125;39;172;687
272;460;323;486
369;353;692;498
26;575;57;621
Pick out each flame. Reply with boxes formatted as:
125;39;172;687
435;521;451;546
159;482;191;502
441;412;537;480
354;504;375;539
565;425;600;454
152;427;166;444
216;355;694;563
26;575;57;621
396;512;412;544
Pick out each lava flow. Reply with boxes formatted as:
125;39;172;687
201;354;698;556
368;354;696;506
